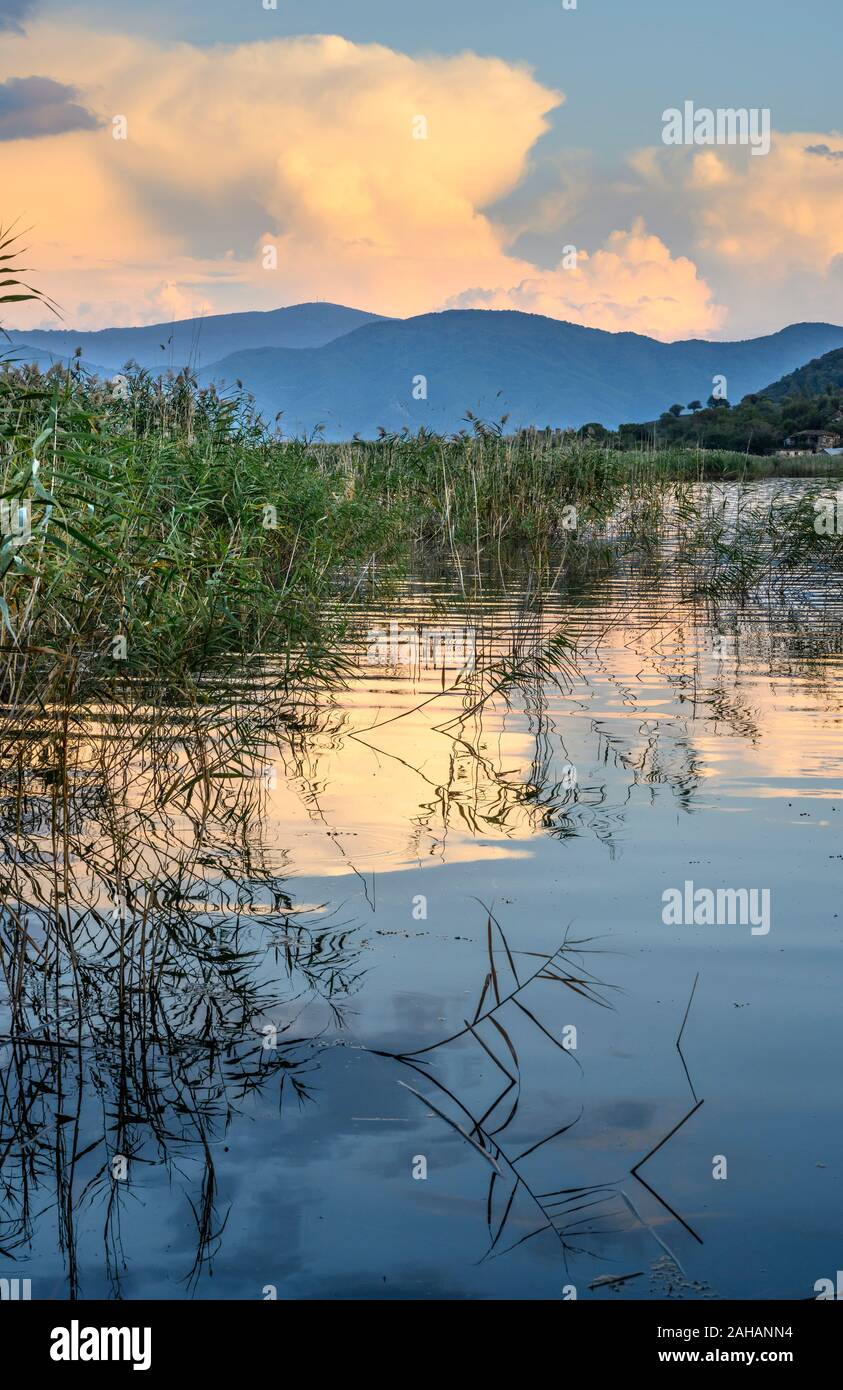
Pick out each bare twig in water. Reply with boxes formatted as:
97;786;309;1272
629;973;705;1245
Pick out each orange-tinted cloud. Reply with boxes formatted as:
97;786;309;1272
0;22;730;340
0;26;556;326
447;219;726;339
621;135;843;332
687;135;843;276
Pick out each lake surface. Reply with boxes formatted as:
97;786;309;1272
1;481;841;1301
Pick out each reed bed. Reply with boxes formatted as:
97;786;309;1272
2;359;842;714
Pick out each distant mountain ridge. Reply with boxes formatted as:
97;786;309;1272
4;302;387;373
199;311;843;438
6;302;843;439
1;343;112;379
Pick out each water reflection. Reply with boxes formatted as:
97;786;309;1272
2;483;843;1299
0;699;363;1296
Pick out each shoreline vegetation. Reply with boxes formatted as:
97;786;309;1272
1;319;842;1302
1;356;842;707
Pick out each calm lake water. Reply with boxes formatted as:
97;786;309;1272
2;481;841;1301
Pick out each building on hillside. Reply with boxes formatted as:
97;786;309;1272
782;430;842;453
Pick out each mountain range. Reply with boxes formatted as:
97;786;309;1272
6;303;843;439
3;302;384;377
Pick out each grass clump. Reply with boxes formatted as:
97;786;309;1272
2;360;841;708
0;367;398;705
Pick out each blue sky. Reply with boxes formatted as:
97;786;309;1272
64;0;842;151
2;0;842;337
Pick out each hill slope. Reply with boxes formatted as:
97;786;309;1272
0;343;111;378
4;302;387;373
760;347;843;401
200;311;843;438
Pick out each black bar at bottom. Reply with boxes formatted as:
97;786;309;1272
2;1296;833;1377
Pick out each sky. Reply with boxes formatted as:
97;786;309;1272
2;0;843;340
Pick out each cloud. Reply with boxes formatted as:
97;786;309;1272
0;75;100;140
0;26;562;325
497;132;843;338
804;143;843;163
0;22;841;341
0;22;728;339
661;136;843;291
447;220;725;339
640;136;843;333
0;0;35;34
